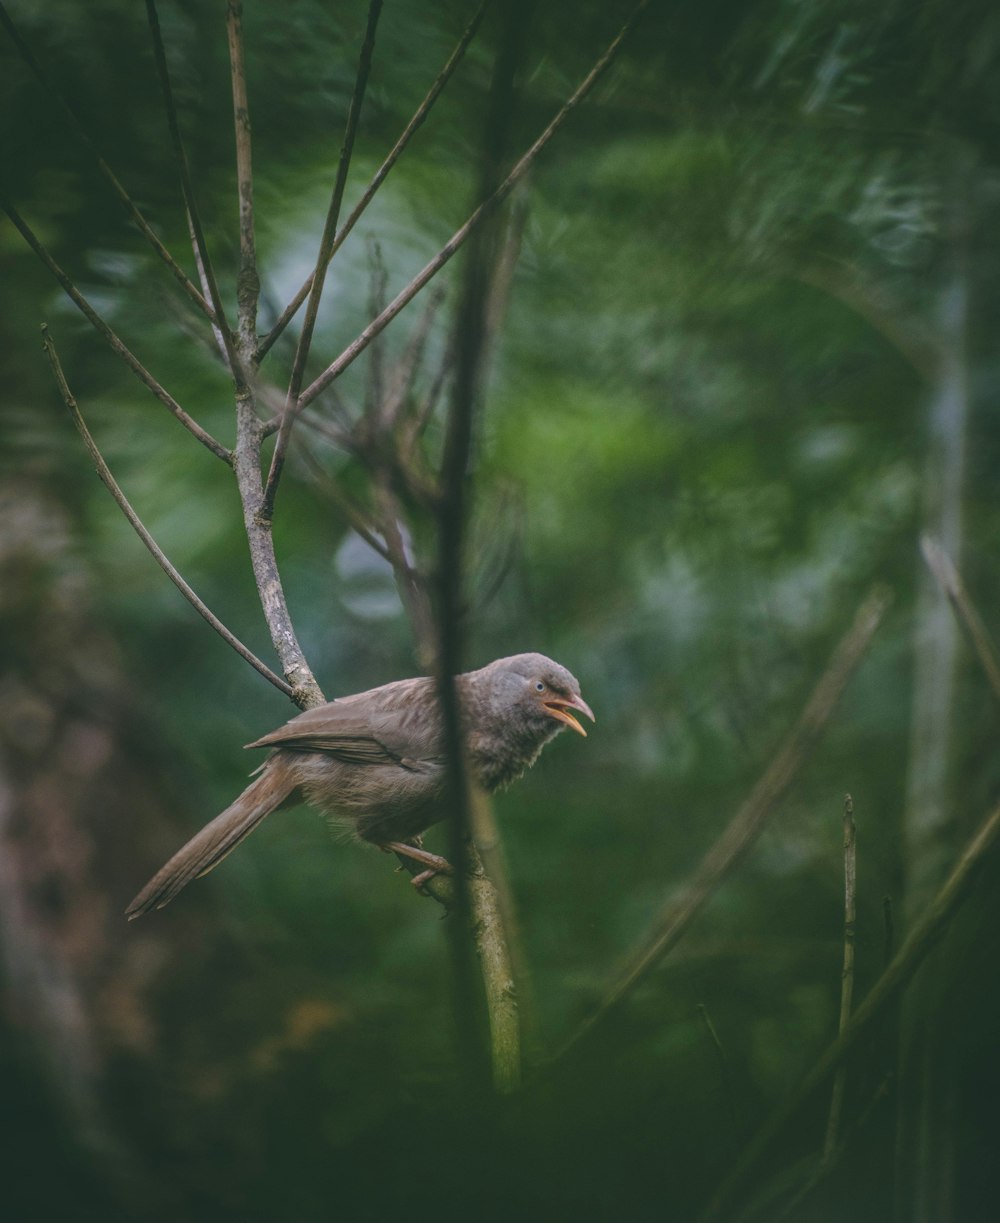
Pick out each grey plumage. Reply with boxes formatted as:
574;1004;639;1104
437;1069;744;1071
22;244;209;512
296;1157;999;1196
126;653;593;919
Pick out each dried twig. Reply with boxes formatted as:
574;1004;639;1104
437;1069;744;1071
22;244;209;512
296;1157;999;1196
823;793;857;1162
145;0;246;391
921;534;1000;706
0;0;214;323
257;0;489;361
2;197;230;462
262;0;383;520
559;586;892;1061
700;792;1000;1222
227;0;260;353
296;0;653;412
41;325;292;698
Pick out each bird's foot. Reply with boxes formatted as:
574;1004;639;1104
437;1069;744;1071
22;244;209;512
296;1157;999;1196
383;840;453;892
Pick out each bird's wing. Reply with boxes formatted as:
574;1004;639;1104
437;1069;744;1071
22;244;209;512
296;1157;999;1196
245;691;439;769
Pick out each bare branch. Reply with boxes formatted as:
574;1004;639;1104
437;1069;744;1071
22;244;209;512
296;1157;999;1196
297;0;653;412
262;0;383;519
257;0;488;361
364;238;389;421
701;791;1000;1222
823;793;857;1162
0;0;215;323
559;585;893;1061
298;446;394;564
2;196;231;462
383;284;447;430
795;257;941;382
921;534;1000;707
230;393;324;706
145;0;246;391
42;325;292;698
227;0;260;352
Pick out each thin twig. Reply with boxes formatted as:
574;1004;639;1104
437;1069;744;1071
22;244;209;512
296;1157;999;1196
758;1074;894;1223
823;793;857;1162
383;284;447;431
364;238;389;421
145;0;246;391
882;895;894;968
227;0;260;354
298;445;394;564
0;0;215;323
262;0;383;519
558;586;892;1062
794;257;940;383
257;0;489;361
698;1002;740;1145
297;0;653;411
187;209;231;366
41;325;292;698
921;534;1000;706
700;793;1000;1222
2;197;231;462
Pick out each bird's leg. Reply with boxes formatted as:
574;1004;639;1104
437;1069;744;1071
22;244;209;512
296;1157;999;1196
383;840;453;890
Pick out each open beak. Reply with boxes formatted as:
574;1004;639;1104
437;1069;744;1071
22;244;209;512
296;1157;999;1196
543;693;596;738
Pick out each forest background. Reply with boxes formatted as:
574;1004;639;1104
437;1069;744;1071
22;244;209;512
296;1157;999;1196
1;2;999;1220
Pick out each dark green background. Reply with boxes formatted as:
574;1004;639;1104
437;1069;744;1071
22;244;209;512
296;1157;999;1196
2;1;998;1219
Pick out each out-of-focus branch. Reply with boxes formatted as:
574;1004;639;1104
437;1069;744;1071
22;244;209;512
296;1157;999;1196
227;0;260;354
701;791;1000;1222
257;0;489;361
262;0;383;521
559;585;892;1062
42;325;292;698
795;257;940;382
431;0;534;1096
0;0;214;323
823;793;857;1161
921;534;1000;706
297;0;653;411
145;0;246;393
2;197;231;463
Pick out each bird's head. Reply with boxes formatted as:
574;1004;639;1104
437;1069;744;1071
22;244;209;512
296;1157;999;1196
479;653;595;740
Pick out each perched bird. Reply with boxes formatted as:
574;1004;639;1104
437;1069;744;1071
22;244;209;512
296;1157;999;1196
126;653;593;919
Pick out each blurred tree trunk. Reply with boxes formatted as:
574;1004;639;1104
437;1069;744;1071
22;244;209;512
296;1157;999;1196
0;472;205;1219
896;182;971;1223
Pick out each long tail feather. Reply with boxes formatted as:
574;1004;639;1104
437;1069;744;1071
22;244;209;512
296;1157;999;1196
125;761;296;920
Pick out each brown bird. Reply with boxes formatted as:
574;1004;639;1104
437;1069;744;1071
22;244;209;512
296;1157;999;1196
126;653;593;919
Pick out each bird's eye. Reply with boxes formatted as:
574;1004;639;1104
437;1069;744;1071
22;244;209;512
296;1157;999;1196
535;681;545;692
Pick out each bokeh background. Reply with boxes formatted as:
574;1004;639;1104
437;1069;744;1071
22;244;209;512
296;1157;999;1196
2;1;999;1220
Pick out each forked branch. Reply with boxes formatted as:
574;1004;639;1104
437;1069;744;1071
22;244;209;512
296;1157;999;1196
294;0;652;413
2;197;231;463
262;0;383;519
257;0;489;360
42;325;292;698
146;0;246;392
0;0;214;323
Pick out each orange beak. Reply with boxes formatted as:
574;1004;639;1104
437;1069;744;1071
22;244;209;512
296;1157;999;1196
543;693;596;737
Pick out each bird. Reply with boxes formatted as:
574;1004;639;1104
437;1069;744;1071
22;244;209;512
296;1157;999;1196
126;653;593;919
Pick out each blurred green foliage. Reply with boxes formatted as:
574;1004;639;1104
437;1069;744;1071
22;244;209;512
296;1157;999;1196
2;1;1000;1220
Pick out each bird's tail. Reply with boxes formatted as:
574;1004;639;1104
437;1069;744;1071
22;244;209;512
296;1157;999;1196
125;760;296;920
